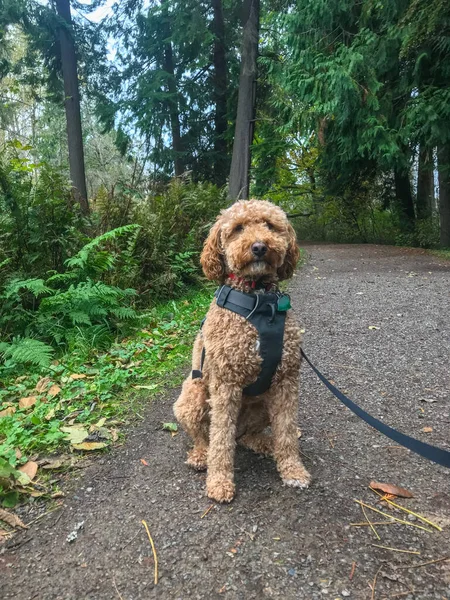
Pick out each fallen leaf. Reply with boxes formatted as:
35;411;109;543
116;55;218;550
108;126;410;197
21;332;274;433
60;425;89;445
15;449;22;460
19;396;37;409
72;442;107;451
162;422;178;432
35;377;52;393
296;428;302;439
133;384;158;390
69;373;87;380
18;461;38;481
368;326;380;330
39;455;72;470
370;481;414;498
422;426;433;433
0;508;28;529
48;384;61;397
140;459;149;466
0;406;16;417
95;417;106;428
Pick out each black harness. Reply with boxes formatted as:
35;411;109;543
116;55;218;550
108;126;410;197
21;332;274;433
192;285;292;396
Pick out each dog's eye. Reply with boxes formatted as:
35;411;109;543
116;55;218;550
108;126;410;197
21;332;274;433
234;224;244;233
266;222;275;231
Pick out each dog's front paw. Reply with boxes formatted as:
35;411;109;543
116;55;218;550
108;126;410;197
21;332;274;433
206;476;235;503
282;466;311;489
186;447;208;471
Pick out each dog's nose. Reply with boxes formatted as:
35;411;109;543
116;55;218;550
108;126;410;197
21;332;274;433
251;241;267;258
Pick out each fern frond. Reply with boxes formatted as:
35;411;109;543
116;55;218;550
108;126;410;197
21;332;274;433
0;338;54;367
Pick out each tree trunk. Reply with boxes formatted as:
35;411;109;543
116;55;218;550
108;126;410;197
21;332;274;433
416;146;434;219
55;0;89;215
394;167;415;229
163;40;184;177
438;145;450;247
228;0;259;200
211;0;228;186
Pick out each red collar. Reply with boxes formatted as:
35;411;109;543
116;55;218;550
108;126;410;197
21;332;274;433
228;273;257;289
228;273;276;292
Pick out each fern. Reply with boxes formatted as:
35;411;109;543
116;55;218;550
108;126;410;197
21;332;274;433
0;338;54;367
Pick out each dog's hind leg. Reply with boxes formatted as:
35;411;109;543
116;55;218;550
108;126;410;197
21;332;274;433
174;378;209;471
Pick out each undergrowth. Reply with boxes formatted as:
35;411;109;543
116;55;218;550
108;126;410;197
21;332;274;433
0;287;213;508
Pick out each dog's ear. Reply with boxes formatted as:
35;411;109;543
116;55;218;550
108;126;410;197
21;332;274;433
200;218;226;282
277;222;300;281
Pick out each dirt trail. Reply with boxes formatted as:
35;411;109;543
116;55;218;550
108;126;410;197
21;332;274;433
2;244;450;600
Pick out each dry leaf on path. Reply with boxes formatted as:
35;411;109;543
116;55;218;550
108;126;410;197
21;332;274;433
370;481;414;498
140;459;149;466
35;377;52;393
18;461;38;481
48;384;61;397
72;441;107;451
60;425;89;445
422;426;433;433
69;373;87;380
0;508;28;529
0;406;16;417
19;396;37;409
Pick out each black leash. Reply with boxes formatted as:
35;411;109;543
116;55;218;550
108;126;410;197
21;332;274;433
301;349;450;469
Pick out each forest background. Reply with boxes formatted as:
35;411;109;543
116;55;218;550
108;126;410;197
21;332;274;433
0;0;449;506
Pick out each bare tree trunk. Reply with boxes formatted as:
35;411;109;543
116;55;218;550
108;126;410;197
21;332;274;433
228;0;259;200
55;0;89;215
211;0;228;186
416;145;434;219
163;40;184;177
438;145;450;247
394;167;415;229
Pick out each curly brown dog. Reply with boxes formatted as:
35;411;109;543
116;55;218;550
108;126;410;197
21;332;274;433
173;199;311;502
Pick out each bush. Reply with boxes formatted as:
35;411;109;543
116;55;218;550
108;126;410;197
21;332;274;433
0;226;140;370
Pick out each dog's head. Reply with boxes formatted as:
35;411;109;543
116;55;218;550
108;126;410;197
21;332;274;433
200;200;299;283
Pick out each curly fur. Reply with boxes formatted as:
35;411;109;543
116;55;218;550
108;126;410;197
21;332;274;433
174;199;310;502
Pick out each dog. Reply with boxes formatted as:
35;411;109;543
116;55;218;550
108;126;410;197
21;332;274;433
173;199;311;502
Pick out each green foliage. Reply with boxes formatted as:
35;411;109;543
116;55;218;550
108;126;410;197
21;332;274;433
0;286;213;506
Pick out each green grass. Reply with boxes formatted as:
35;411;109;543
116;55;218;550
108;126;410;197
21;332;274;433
0;286;214;506
430;249;450;261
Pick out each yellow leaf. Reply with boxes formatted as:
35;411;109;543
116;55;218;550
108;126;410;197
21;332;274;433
18;461;38;481
72;442;107;451
69;373;87;380
60;425;89;444
19;396;37;409
96;417;106;428
368;326;380;330
48;384;61;397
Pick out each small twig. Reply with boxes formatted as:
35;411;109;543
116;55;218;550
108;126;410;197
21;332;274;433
200;504;214;519
369;487;442;532
323;429;335;449
393;556;449;570
113;575;124;600
141;520;158;585
25;506;61;527
370;566;382;600
349;561;356;581
351;521;397;527
371;544;420;555
353;500;433;533
361;504;381;540
120;528;141;550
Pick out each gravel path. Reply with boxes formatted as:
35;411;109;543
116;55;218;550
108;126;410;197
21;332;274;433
2;244;450;600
